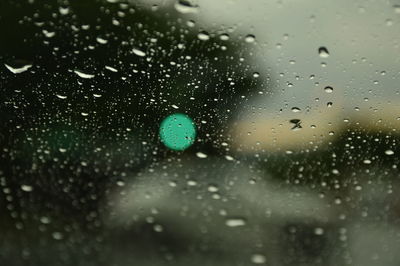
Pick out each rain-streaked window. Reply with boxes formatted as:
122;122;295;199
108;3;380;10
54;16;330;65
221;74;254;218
1;1;400;265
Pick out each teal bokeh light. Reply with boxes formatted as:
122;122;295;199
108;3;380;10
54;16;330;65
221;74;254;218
159;113;196;151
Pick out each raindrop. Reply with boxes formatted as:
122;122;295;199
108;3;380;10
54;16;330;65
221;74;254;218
59;6;70;15
132;48;146;57
318;47;330;58
225;155;234;161
245;34;256;43
291;107;301;113
385;149;394;155
225;217;246;227
395;5;400;14
314;227;324;235
363;159;371;164
56;94;67;99
197;31;210;41
219;33;230;41
74;70;95;79
96;37;108;44
187;20;195;27
153;224;163;232
332;169;340;175
52;232;64;240
196;152;207;158
4;63;32;74
207;185;219;192
105;66;118;72
42;30;55;38
324;86;333;93
251;254;267;264
187;180;197;186
174;0;199;14
21;184;33;192
40;216;51;224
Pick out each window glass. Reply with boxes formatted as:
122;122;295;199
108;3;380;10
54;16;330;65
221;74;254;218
1;1;400;265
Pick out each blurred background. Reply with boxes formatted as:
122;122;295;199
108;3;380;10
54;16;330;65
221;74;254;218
1;0;400;265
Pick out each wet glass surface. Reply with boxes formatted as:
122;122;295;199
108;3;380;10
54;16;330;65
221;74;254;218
1;0;400;265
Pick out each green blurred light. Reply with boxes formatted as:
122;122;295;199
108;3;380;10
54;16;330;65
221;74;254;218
159;113;196;151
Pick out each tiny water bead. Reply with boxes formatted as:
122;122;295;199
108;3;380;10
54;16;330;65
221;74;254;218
324;86;333;93
318;46;330;58
159;113;196;151
245;34;256;43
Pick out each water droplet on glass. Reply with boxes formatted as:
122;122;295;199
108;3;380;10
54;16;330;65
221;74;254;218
187;20;196;27
153;224;163;232
318;47;329;58
324;86;333;93
4;63;32;74
314;227;324;235
225;155;234;161
59;6;70;15
96;37;108;44
291;107;301;113
197;31;210;41
219;33;230;41
52;232;64;240
105;65;118;72
42;30;56;38
207;185;219;192
225;217;246;227
174;0;199;14
363;159;371;164
56;94;67;99
394;5;400;14
245;34;256;43
196;152;207;158
385;149;394;155
21;184;33;192
132;48;146;57
40;216;51;224
74;70;95;79
251;254;266;264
